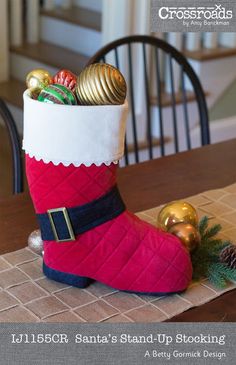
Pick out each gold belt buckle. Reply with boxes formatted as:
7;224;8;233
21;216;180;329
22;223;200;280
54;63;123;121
47;207;75;242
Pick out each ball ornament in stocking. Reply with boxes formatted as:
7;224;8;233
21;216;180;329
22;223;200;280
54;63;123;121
26;69;53;90
38;84;78;105
75;63;127;105
53;69;77;92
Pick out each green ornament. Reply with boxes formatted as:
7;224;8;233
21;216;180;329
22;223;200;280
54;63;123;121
38;84;77;105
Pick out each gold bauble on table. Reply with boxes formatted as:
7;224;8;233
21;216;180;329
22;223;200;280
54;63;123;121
28;230;44;256
26;69;52;90
168;223;201;252
157;200;198;231
76;63;127;105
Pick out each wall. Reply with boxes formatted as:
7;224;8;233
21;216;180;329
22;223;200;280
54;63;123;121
209;79;236;121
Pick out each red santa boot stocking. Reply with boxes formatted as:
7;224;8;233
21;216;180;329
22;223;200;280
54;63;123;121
23;92;192;295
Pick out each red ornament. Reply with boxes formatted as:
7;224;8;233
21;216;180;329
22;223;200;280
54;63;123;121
53;69;77;91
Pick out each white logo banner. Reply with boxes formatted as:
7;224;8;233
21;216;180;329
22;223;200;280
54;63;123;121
151;0;236;32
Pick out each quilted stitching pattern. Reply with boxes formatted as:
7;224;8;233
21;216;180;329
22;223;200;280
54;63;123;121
26;155;192;294
26;156;117;213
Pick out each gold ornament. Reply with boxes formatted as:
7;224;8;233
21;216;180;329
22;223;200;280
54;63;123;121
26;69;52;90
28;87;41;100
168;223;201;252
157;200;198;231
28;230;44;256
76;63;127;105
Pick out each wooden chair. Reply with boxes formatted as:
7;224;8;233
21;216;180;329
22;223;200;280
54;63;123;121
87;35;210;165
0;98;23;194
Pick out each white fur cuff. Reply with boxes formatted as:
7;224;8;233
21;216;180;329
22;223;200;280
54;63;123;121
22;91;128;167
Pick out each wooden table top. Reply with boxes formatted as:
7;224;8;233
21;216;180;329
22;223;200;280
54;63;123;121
1;139;236;321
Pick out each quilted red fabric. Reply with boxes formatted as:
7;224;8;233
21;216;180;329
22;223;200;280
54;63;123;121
26;155;192;294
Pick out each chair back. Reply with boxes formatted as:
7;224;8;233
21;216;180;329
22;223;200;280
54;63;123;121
0;98;23;194
87;35;210;165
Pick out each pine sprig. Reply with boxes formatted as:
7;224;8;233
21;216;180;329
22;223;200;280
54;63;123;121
191;216;236;288
208;264;227;288
198;215;208;236
202;223;221;240
208;263;236;288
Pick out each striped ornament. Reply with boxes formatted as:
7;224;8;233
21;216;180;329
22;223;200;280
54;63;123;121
76;63;127;105
38;84;77;105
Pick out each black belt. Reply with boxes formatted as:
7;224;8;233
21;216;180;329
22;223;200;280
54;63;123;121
37;185;125;242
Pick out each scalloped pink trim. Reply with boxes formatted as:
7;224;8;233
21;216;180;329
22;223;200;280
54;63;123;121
25;152;119;167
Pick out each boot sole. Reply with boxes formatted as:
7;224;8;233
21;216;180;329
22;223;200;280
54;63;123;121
43;262;186;296
43;262;94;288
